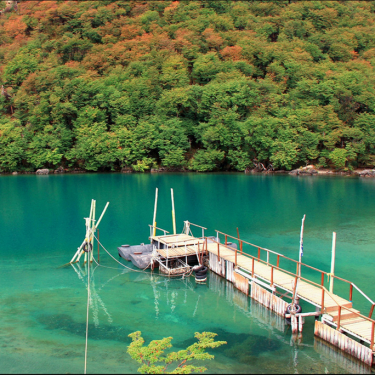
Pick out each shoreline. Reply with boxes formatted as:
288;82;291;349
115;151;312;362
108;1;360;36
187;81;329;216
1;167;374;177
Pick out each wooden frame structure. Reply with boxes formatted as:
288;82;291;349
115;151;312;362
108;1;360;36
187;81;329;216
149;221;207;275
69;199;109;265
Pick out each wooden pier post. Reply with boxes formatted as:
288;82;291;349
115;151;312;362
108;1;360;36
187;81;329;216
292;276;298;303
369;303;375;319
236;228;241;254
291;313;298;333
217;242;220;262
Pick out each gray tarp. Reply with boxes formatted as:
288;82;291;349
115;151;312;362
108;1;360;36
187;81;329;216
129;253;153;269
118;244;153;261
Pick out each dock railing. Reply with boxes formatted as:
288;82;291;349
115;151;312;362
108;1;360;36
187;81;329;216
210;231;375;350
149;224;169;238
214;230;375;314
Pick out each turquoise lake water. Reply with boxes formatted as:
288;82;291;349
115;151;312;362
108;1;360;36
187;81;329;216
0;173;374;374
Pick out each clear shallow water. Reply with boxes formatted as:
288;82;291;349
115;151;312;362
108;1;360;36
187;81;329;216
0;173;375;374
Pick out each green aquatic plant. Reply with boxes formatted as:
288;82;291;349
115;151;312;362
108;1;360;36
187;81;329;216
127;331;226;374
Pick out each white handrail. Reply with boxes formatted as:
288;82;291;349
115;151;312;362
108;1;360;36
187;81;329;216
352;283;375;305
186;221;207;230
148;224;170;234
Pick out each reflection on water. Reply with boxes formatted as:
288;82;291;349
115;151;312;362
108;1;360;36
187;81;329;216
71;263;114;326
1;173;375;373
0;255;372;374
48;260;369;374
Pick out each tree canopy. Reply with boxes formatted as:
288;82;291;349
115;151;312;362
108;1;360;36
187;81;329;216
1;0;375;172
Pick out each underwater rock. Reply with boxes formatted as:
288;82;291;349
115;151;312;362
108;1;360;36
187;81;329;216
225;333;281;364
37;313;131;343
177;327;281;361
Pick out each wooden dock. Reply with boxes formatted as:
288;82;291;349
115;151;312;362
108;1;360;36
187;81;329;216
183;232;375;366
148;224;375;366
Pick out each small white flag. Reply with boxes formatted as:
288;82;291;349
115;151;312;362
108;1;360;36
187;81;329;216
299;214;306;259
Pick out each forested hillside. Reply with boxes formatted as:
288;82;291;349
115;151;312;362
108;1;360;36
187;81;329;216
1;0;375;173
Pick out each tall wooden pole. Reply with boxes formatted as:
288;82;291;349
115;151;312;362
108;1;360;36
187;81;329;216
237;227;240;248
299;214;306;277
153;188;158;237
84;218;89;265
90;200;96;263
171;188;176;235
84;200;94;264
329;232;336;294
95;202;109;228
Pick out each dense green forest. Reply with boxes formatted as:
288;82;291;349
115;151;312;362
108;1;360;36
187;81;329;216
1;0;375;173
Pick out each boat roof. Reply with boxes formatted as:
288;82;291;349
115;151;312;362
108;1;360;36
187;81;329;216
157;244;204;259
151;233;203;247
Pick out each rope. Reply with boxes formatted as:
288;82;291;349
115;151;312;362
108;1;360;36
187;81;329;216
92;233;193;279
84;252;91;374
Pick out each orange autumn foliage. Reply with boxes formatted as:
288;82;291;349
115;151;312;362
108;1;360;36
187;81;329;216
221;45;243;61
3;16;27;38
202;28;223;50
